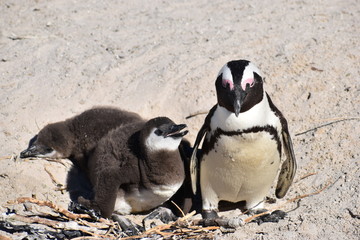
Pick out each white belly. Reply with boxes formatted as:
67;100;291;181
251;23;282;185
201;131;280;209
114;183;182;214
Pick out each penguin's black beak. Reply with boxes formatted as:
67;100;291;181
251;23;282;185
20;145;39;158
233;87;247;117
164;124;188;138
20;144;53;158
233;99;241;117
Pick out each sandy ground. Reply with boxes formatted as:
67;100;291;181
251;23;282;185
0;0;359;239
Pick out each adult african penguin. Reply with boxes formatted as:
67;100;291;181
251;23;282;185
190;59;297;219
20;107;142;170
78;116;188;218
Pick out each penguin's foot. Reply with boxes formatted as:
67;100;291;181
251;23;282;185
68;201;101;220
142;207;177;230
197;216;245;228
247;208;268;215
201;209;219;219
112;214;144;236
250;209;287;225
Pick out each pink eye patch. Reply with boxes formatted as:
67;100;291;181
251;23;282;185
222;79;234;90
241;78;255;91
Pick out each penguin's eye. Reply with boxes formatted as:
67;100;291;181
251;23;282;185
154;129;163;136
241;78;255;91
222;79;234;90
44;147;54;153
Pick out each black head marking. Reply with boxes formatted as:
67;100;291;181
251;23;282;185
20;123;72;158
142;117;174;138
215;60;264;116
240;72;264;113
19;134;54;158
140;117;188;147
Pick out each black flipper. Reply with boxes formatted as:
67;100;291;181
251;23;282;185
112;214;144;236
266;93;297;198
142;206;177;230
190;105;217;195
68;200;101;220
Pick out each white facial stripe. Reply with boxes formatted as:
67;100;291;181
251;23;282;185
145;128;182;151
37;149;63;158
218;64;234;90
218;62;263;91
243;62;262;79
241;62;262;90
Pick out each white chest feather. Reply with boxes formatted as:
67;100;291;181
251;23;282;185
204;131;281;174
114;182;182;215
201;131;281;205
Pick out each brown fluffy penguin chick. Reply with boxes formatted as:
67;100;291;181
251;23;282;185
78;116;188;218
20;107;142;170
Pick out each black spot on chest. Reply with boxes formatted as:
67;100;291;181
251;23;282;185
203;125;281;156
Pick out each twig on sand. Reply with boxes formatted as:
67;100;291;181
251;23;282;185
121;210;218;240
10;214;110;237
0;156;13;161
185;111;208;119
24;157;69;167
0;155;18;162
176;210;197;223
116;179;336;239
295;117;360;136
171;200;186;217
35;118;41;131
347;208;360;220
294;172;318;183
7;197;92;220
43;164;68;192
11;214;68;229
72;236;117;240
44;165;64;189
8;35;32;40
299;172;318;180
5;197;115;238
8;34;54;40
55;186;68;192
4;179;334;239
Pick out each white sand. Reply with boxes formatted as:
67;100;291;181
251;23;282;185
0;0;359;239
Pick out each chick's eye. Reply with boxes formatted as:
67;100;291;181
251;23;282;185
155;129;163;136
43;147;53;153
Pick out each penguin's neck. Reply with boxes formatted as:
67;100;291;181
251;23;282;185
211;92;273;132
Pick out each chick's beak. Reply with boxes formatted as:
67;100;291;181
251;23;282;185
165;124;188;138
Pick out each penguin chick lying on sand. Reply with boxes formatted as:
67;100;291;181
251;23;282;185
20;107;141;170
78;116;188;220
